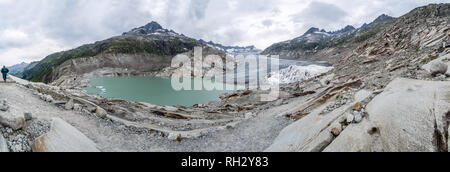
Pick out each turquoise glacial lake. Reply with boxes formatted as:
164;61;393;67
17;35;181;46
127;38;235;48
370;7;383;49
83;76;234;106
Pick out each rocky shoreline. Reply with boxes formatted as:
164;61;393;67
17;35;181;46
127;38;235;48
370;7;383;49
0;49;448;152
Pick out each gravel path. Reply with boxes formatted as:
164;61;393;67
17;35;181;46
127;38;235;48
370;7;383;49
1;80;298;152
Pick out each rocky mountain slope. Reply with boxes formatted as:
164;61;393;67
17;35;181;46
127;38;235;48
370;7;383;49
8;62;30;76
265;3;450;152
20;21;204;83
262;14;395;62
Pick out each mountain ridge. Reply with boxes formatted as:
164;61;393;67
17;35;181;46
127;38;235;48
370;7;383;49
20;21;259;83
18;22;205;82
124;20;260;54
8;62;29;76
261;14;396;60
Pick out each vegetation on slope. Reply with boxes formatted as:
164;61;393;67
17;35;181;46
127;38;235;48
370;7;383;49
21;35;201;83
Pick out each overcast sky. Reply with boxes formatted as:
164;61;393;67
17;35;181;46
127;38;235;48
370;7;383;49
0;0;447;66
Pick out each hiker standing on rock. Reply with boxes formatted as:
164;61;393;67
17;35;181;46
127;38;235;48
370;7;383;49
1;66;9;82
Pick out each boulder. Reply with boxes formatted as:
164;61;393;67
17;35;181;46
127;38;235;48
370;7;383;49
65;99;74;110
0;134;8;152
266;89;373;152
346;113;354;124
32;118;100;152
324;120;382;152
95;106;107;118
430;62;448;76
73;104;82;111
422;54;450;76
353;112;363;123
366;78;450;152
44;95;54;103
0;100;9;112
38;93;45;100
331;122;343;136
353;102;362;111
0;112;25;130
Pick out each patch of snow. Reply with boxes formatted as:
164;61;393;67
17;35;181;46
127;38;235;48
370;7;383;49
149;32;162;35
267;65;333;85
314;31;331;36
168;32;179;36
209;44;225;52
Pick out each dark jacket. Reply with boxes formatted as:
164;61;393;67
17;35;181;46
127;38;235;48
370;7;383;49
1;67;9;74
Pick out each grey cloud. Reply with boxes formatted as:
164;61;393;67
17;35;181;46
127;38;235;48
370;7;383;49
188;0;210;20
291;1;348;29
41;0;152;44
0;0;448;66
262;19;274;27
